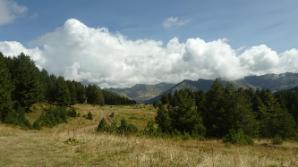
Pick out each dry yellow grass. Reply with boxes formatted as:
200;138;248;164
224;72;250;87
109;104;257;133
0;104;298;167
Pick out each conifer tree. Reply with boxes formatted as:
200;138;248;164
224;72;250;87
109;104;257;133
9;53;42;109
0;53;13;121
156;105;172;133
86;85;104;105
203;79;226;137
169;89;205;136
53;77;71;105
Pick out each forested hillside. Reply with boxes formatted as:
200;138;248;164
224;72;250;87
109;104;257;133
155;80;298;143
0;52;135;127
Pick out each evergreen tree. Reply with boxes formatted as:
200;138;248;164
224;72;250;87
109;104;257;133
156;105;172;133
66;81;78;105
203;79;226;137
169;89;205;136
8;53;42;109
0;53;13;121
47;76;71;105
75;83;86;103
86;85;104;105
257;91;296;138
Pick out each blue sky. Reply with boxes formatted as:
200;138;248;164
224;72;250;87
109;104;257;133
1;0;298;87
1;0;298;51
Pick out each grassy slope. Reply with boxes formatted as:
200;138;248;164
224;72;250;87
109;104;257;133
0;104;297;167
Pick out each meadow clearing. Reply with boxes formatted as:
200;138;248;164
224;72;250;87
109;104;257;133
0;104;297;167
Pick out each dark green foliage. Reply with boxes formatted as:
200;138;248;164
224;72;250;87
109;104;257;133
47;76;71;106
143;120;157;136
66;81;78;105
67;108;78;117
33;106;69;128
0;53;144;128
75;83;86;103
8;54;43;109
169;89;205;137
271;136;283;145
157;89;206;137
0;53;13;122
84;112;93;120
102;90;136;105
4;106;31;128
223;130;254;145
256;91;296;138
156;81;298;141
97;119;111;132
117;119;138;134
86;85;104;105
97;118;138;134
275;89;298;127
156;105;172;133
203;79;226;137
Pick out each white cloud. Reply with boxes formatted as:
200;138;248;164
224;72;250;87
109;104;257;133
239;45;281;75
1;18;298;88
163;17;190;29
0;0;27;25
0;41;45;67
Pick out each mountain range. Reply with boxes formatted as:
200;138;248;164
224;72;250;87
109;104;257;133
109;72;298;103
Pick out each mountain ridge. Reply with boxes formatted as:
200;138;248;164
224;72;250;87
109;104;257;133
110;72;298;103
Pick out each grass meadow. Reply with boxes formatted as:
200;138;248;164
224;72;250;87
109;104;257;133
0;104;297;167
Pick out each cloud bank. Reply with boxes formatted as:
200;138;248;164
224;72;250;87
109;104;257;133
1;18;298;88
0;0;27;25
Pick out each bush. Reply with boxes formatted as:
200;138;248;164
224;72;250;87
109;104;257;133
85;112;93;120
4;110;31;128
4;106;31;128
97;119;110;132
117;119;138;134
143;120;157;136
33;106;69;129
223;130;254;145
272;136;283;145
67;108;78;117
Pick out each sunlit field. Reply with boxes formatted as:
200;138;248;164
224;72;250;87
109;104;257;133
0;104;297;167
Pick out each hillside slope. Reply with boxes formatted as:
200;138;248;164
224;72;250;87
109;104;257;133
109;83;174;102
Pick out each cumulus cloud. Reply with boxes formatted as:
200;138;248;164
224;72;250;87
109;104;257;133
0;41;45;67
0;0;27;25
163;17;190;29
1;18;298;88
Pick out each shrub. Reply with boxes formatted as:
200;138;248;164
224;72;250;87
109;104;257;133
97;119;110;132
143;120;157;136
33;106;69;129
272;136;283;145
117;119;138;134
85;112;93;120
67;108;78;117
223;130;254;145
4;106;31;128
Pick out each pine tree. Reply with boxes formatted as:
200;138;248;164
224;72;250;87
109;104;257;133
156;105;172;133
169;89;205;136
86;85;104;105
53;77;71;105
257;91;296;138
203;79;226;137
75;83;86;103
66;81;78;105
0;53;13;121
9;53;42;109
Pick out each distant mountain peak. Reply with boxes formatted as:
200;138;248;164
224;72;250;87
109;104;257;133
109;72;298;103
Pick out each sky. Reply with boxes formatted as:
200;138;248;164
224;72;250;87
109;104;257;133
0;0;298;88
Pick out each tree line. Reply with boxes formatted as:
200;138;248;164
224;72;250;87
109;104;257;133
0;52;135;125
155;80;298;143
